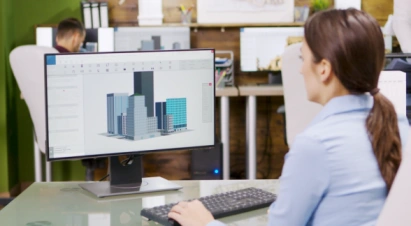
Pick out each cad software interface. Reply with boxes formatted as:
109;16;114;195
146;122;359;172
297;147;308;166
46;50;215;159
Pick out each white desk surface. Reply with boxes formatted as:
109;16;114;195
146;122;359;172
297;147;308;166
238;85;284;96
0;179;279;226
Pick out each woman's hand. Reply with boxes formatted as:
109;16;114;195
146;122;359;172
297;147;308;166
168;200;215;226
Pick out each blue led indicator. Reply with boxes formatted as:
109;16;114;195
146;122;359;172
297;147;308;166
214;169;219;174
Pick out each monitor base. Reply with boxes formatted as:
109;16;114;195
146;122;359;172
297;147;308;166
79;155;182;198
268;72;282;85
79;176;182;198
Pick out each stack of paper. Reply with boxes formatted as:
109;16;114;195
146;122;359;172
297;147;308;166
138;0;163;26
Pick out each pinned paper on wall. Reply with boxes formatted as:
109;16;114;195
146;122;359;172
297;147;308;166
197;0;294;24
205;0;288;12
335;0;361;10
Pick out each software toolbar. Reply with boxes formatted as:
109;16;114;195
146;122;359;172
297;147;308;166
47;59;213;76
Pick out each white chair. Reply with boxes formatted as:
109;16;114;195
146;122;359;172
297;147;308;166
280;42;322;146
9;45;58;182
376;127;411;226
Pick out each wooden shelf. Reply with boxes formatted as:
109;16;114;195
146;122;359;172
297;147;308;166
188;22;304;28
238;85;284;96
216;87;238;97
109;21;304;28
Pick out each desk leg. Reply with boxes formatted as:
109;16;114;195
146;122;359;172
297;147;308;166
46;158;52;182
247;95;257;179
220;96;230;180
34;135;42;182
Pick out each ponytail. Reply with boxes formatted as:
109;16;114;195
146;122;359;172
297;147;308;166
366;92;402;192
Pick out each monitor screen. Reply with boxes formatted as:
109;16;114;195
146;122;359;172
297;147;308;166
240;27;304;72
36;27;114;52
45;49;215;160
114;27;190;51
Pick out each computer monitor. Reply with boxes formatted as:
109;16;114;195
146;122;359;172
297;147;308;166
385;54;411;92
44;49;215;197
36;27;114;52
240;27;304;84
113;27;190;51
384;54;411;123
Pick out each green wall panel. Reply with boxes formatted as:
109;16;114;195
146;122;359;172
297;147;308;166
0;0;11;193
1;0;85;191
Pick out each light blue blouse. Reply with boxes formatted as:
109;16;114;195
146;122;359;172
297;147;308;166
207;94;409;226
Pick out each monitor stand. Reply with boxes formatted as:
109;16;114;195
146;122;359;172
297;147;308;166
257;72;282;86
79;155;182;198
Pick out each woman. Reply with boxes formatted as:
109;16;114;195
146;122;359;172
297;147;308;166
168;8;409;226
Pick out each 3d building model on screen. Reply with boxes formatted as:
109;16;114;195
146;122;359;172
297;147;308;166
106;71;188;141
139;35;182;51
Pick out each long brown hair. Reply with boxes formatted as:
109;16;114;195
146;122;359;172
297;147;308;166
304;9;402;192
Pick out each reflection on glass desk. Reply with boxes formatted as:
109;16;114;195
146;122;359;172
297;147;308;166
0;179;279;226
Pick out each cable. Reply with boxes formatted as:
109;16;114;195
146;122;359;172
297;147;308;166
121;155;134;166
99;174;109;181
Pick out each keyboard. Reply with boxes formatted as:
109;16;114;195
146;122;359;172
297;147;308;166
140;187;277;226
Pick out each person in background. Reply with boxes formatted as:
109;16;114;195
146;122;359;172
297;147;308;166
55;17;102;180
55;17;86;53
167;8;409;226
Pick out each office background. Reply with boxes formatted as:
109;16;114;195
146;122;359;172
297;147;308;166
0;0;393;196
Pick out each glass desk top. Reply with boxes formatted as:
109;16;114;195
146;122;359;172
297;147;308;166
0;178;279;226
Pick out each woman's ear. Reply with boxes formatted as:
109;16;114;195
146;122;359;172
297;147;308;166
317;59;333;83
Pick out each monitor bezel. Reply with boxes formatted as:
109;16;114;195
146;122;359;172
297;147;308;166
44;48;216;161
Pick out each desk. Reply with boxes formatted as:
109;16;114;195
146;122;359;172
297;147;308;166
216;87;239;180
238;85;284;179
0;179;279;226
